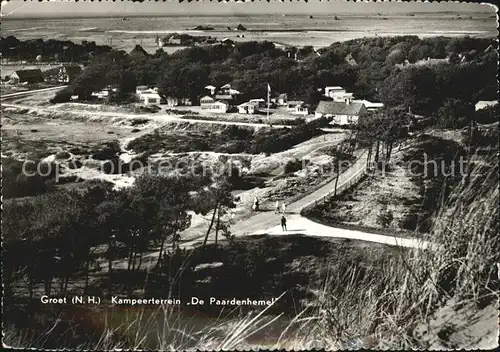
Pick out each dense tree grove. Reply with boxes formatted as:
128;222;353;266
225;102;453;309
3;174;236;300
39;35;497;121
0;36;113;63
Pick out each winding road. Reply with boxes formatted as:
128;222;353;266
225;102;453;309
179;151;435;251
3;87;435;252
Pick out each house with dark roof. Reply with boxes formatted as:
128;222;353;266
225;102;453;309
315;99;367;125
9;69;45;84
129;45;149;57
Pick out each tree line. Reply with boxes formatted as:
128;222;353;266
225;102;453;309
1;36;112;64
46;35;497;123
3;174;237;300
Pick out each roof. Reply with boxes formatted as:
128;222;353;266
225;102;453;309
200;95;215;101
315;101;365;116
352;99;384;108
205;85;216;89
228;89;241;95
129;44;149;57
141;92;161;98
475;100;498;109
238;101;260;107
12;69;44;83
287;100;304;105
325;86;344;91
213;100;229;106
278;93;287;99
221;83;231;89
249;98;265;102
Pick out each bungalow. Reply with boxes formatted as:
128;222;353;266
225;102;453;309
221;38;235;46
238;101;260;114
215;84;241;102
290;102;309;116
136;85;151;95
286;100;304;112
91;86;119;100
315;100;367;125
249;98;266;107
204;85;216;95
207;100;229;113
200;95;215;108
165;97;192;107
324;86;345;99
10;69;44;84
277;93;288;106
475;100;498;111
140;92;161;105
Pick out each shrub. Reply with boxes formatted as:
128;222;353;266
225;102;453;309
50;88;73;104
376;208;394;228
284;158;304;174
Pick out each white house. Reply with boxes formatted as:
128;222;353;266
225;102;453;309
140;92;161;105
200;95;215;108
136;85;150;95
286;101;304;112
165;97;192;107
249;98;266;107
290;102;309;116
475;100;498;111
315;99;367;125
324;86;345;99
277;93;288;106
207;101;229;113
205;85;216;95
238;101;260;114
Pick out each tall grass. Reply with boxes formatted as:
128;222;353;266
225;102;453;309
308;150;499;349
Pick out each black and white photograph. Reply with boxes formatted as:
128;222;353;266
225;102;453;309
1;0;499;350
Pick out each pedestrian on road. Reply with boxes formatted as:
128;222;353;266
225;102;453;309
281;216;287;231
275;201;280;214
282;202;286;214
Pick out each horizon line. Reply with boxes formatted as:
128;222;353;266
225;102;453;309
3;10;495;20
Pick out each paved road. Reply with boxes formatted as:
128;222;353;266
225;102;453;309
0;85;69;100
180;151;435;251
2;100;345;132
3;88;433;250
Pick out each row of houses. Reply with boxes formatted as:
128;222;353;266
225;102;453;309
315;86;384;125
7;64;82;85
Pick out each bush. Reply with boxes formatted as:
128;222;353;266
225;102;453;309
284;158;304;174
2;158;56;199
376;208;394;228
50;88;73;104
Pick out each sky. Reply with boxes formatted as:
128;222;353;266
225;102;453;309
1;0;496;19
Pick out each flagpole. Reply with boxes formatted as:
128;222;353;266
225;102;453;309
267;83;271;126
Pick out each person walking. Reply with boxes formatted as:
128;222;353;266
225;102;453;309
282;202;287;214
281;215;287;231
275;201;280;214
